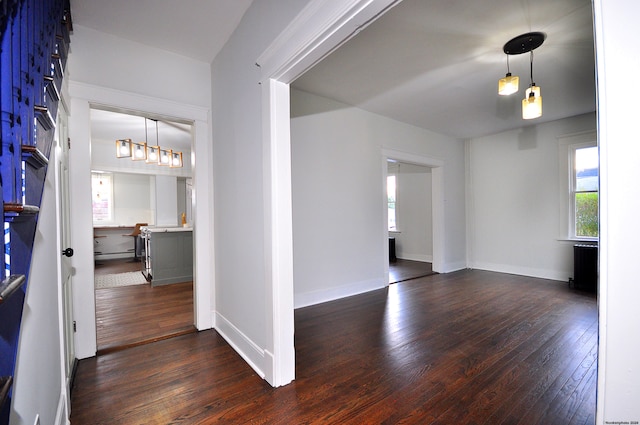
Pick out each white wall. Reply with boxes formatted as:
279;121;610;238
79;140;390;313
210;0;311;381
112;173;154;225
69;25;211;108
154;175;178;227
594;0;640;421
11;153;64;425
290;89;464;307
290;91;386;307
177;177;187;225
467;113;596;281
392;162;432;262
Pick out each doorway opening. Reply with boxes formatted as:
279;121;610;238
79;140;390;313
386;160;436;284
382;151;445;285
89;107;196;353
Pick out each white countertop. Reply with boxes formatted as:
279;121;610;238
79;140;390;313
141;226;192;233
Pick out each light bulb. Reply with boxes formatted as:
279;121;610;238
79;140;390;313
498;73;519;96
522;85;542;119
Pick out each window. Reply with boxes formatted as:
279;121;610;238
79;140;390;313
387;174;397;231
558;131;598;240
91;172;113;223
571;145;598;238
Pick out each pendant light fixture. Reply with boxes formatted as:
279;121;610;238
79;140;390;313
170;151;183;168
115;117;184;168
132;117;148;161
498;55;519;96
522;51;542;119
146;119;161;164
115;139;132;157
158;148;171;166
499;31;546;120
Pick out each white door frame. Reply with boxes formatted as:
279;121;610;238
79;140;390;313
68;82;213;358
256;0;401;386
54;103;74;418
382;149;445;280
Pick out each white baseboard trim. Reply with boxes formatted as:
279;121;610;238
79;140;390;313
95;253;133;261
214;312;266;379
294;278;386;309
470;261;570;282
397;253;433;263
443;260;467;273
263;349;275;386
55;391;69;425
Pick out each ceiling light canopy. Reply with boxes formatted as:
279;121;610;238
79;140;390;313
503;32;546;56
498;32;546;120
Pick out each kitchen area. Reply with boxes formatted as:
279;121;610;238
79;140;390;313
91;108;194;286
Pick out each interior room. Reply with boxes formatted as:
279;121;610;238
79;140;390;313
289;0;596;290
3;0;639;424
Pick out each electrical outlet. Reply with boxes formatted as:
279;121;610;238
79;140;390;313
33;414;40;425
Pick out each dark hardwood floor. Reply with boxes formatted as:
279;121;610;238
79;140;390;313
389;258;435;283
72;269;597;424
94;258;142;276
94;259;195;354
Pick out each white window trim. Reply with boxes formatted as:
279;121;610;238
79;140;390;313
91;171;115;225
387;167;399;232
557;131;598;241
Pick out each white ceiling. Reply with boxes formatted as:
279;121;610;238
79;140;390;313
72;0;596;141
90;108;192;152
292;0;596;139
70;0;253;63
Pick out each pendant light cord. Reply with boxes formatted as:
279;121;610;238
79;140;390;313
529;51;534;87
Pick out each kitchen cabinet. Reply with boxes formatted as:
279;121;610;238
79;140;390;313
141;227;193;286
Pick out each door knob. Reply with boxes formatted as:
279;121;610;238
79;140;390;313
62;248;74;257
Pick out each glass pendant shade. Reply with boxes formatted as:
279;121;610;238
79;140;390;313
170;151;183;168
115;118;187;167
498;73;519;95
146;146;159;163
522;85;542;119
116;139;132;158
131;142;147;160
158;149;171;166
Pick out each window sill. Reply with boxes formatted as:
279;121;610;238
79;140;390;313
557;237;598;244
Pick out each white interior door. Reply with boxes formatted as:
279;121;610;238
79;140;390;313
55;108;75;410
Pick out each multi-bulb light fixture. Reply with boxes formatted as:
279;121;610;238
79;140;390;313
115;118;183;167
498;32;546;120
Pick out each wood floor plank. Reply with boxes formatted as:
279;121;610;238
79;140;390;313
389;259;435;283
94;259;194;352
95;281;194;350
71;269;597;424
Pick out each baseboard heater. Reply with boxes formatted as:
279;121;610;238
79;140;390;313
572;244;598;292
